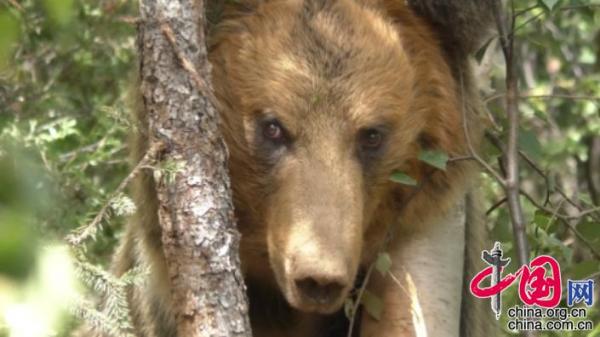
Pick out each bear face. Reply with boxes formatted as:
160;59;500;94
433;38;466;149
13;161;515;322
210;0;469;315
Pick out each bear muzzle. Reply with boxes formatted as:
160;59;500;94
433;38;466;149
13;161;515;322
284;249;355;314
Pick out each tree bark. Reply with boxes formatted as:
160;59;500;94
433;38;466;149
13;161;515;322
138;1;252;336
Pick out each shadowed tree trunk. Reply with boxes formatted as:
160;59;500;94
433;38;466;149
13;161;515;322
137;0;252;336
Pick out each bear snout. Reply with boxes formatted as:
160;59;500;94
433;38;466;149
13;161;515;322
285;251;353;313
294;276;345;305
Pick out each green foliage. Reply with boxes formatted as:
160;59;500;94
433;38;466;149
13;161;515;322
418;149;449;171
540;0;560;11
0;0;138;335
483;2;600;335
375;252;392;276
0;9;20;70
360;289;384;321
390;171;418;186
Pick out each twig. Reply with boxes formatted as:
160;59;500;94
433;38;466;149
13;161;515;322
522;94;600;101
519;189;600;221
559;4;600;11
485;93;600;103
486;131;600;221
514;4;540;17
346;175;431;336
513;11;545;34
4;0;23;11
347;263;375;337
486;131;549;206
66;141;164;246
519;191;600;260
495;0;531;270
460;88;506;185
116;16;141;25
486;197;508;216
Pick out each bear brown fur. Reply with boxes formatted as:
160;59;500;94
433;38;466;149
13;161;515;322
78;1;496;336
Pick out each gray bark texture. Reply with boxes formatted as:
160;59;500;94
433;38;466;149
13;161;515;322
137;1;252;336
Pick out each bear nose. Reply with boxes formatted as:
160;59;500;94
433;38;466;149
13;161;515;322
295;276;345;304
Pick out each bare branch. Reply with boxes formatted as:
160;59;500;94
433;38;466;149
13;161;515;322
460;89;506;185
486;197;508;216
66;141;164;246
519;191;600;260
4;0;23;11
346;263;375;337
522;94;600;101
495;0;532;274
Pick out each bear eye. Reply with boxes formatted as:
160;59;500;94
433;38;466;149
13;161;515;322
262;120;286;144
359;128;384;150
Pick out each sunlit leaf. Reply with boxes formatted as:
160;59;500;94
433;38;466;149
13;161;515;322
344;298;354;319
360;290;383;321
375;253;392;276
390;171;417;186
418;150;448;171
540;0;559;11
533;210;556;231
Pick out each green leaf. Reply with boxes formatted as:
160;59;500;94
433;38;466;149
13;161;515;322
418;150;449;171
344;298;354;319
540;0;559;11
390;171;417;186
475;37;495;64
577;221;600;244
0;11;21;69
533;210;556;231
518;128;543;161
568;261;600;280
375;253;392;276
43;0;75;25
360;290;383;321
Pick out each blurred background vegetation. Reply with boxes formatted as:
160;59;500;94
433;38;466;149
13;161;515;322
0;0;598;336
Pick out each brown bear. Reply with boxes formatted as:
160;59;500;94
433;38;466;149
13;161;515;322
80;0;497;336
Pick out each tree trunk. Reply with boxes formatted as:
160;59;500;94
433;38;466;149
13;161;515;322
137;1;252;336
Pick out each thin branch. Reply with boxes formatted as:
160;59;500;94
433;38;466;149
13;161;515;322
559;4;600;11
486;131;600;221
520;189;600;221
513;11;545;34
519;190;600;260
66;141;164;246
496;0;531;269
116;16;141;25
346;175;431;336
514;4;540;17
4;0;23;11
522;94;600;101
485;93;600;103
460;89;506;185
347;262;375;337
486;197;508;216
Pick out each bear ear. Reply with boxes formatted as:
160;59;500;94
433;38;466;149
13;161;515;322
405;0;497;57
